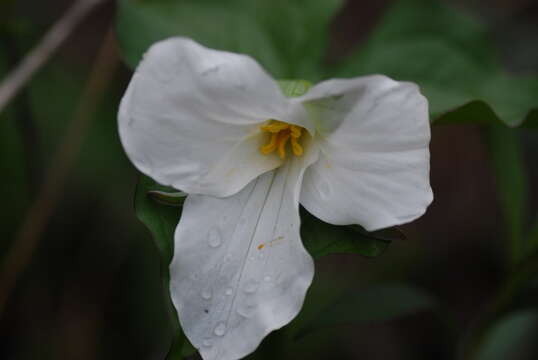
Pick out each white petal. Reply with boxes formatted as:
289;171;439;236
119;37;297;197
299;75;433;231
170;149;318;360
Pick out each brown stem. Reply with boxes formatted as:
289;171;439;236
0;0;108;113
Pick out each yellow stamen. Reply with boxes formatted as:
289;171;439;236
290;125;302;138
277;133;291;159
291;136;303;156
259;120;305;159
260;122;289;133
260;133;278;154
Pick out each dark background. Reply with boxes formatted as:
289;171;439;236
1;0;537;359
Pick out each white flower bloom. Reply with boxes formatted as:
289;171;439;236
119;37;432;360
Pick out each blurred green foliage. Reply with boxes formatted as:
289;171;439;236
335;0;538;128
116;0;538;358
293;284;436;340
134;175;185;359
117;0;538;127
485;127;529;264
475;310;538;360
2;0;537;359
116;0;341;80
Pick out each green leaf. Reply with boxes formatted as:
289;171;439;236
332;0;538;127
293;284;436;340
485;126;528;264
246;0;342;80
134;175;186;358
434;101;538;128
300;208;397;258
116;0;342;80
116;0;283;76
475;310;538;360
180;340;197;358
148;190;188;207
135;175;184;262
278;79;313;98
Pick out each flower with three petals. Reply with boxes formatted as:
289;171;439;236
119;37;433;360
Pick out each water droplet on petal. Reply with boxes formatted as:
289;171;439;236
202;338;213;348
201;289;212;300
208;228;222;248
214;322;227;336
237;302;257;318
243;279;259;294
225;288;233;296
264;275;272;282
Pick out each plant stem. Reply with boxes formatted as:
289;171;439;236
0;0;108;113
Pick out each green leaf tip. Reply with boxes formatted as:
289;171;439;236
278;79;312;98
148;190;187;207
300;207;397;259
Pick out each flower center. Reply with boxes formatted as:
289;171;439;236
259;120;304;159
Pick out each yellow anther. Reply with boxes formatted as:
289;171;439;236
277;133;291;159
261;122;289;133
290;125;302;138
260;133;278;154
260;120;305;159
290;136;303;156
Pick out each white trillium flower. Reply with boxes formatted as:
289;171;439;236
119;37;433;360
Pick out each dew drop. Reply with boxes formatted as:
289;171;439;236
225;288;233;296
243;279;259;294
202;338;213;348
237;302;256;318
201;289;212;300
263;275;272;282
214;322;227;336
208;228;222;248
